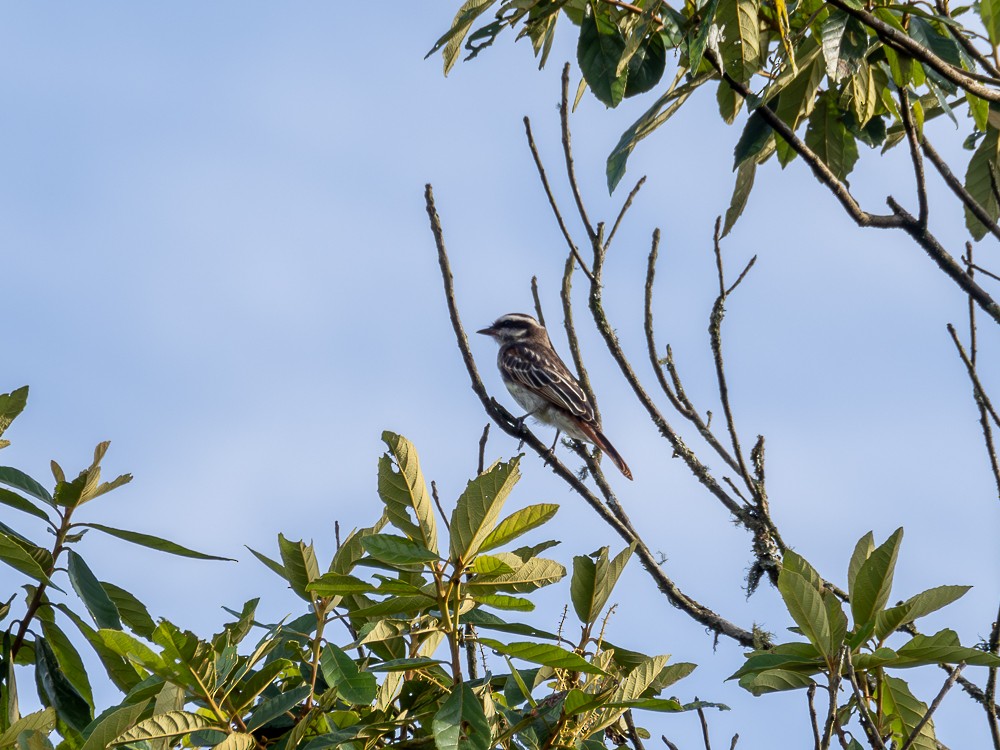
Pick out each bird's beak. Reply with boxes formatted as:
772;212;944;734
477;326;498;337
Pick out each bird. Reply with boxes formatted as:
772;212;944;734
477;313;633;480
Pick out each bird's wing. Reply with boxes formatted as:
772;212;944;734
500;343;595;421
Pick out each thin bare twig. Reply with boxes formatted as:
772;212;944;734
947;324;1000;431
807;685;822;750
643;228;744;472
899;89;929;229
477;423;490;475
728;735;739;750
844;654;889;750
559;63;597;244
606;175;646;251
425;183;763;648
431;481;451;532
923;139;1000;242
522;117;594;282
899;663;965;750
661;735;681;750
696;700;713;750
624;710;647;750
986;600;1000;749
531;276;546;328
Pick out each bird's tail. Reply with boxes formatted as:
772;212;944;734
584;424;633;480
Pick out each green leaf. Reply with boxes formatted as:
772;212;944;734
967;92;989;131
964;127;1000;240
35;637;91;732
847;531;875;598
777;555;832;658
804;92;859;181
462;609;559;640
470;555;514;577
0;710;55;748
820;11;866;83
378;432;438;554
477;638;606;674
718;0;761;83
717;80;744;125
733;110;773;168
432;684;490;750
608;697;686;712
686;0;721;75
97;629;167;676
850;527;903;629
982;0;1000;45
0;387;28;442
0;468;52;507
624;32;666;98
892;629;1000;667
212;733;255;750
773;52;825;166
245;685;311;731
908;16;962;67
67;552;121;631
320;645;377;706
427;0;496;75
246;547;286;579
571;544;634;625
277;534;321;601
607;75;706;192
738;668;816;695
473;594;534;611
39;621;93;711
0;533;52;586
111;712;213;745
450;458;520;564
306;573;377;597
722;159;756;237
467;553;565;592
80;524;233;561
57;607;141;693
881;675;937;750
578;8;628;108
875;585;970;640
79;701;151;750
367;657;445;672
479;504;559;553
0;490;50;524
361;535;438;567
101;583;157;639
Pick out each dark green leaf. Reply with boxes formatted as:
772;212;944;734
777;555;832;658
687;0;721;75
432;684;490;750
320;645;377;706
718;0;762;82
625;32;666;97
245;685;311;731
733;109;774;168
821;11;866;83
40;621;93;710
847;531;874;597
463;609;559;640
35;637;91;732
477;638;606;674
0;468;52;506
277;534;320;601
738;668;816;695
578;8;628;107
101;583;157;639
0;533;52;586
964;127;1000;240
804;92;859;181
306;573;377;597
0;489;50;523
717;80;744;125
67;551;121;631
722;159;756;237
81;524;233;561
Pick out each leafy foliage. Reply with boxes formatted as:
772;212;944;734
0;393;702;750
432;0;1000;236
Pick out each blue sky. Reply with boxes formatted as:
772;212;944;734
2;3;998;747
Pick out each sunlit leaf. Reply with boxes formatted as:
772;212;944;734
379;432;438;553
111;712;213;745
477;638;606;674
81;524;233;561
432;684;490;750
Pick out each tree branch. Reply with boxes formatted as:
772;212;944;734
922;139;1000;242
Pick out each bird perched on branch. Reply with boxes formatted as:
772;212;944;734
477;313;632;480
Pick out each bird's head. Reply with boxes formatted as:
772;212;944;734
477;313;545;344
